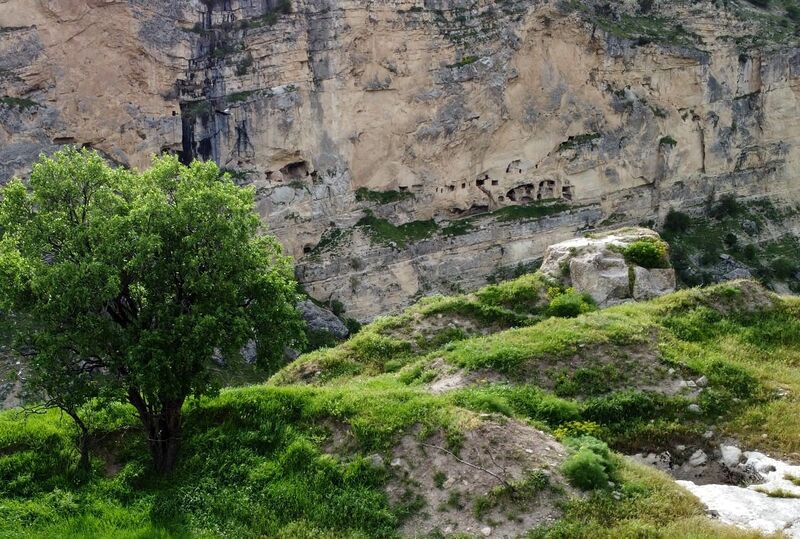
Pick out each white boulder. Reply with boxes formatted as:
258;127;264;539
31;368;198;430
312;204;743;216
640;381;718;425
540;228;675;306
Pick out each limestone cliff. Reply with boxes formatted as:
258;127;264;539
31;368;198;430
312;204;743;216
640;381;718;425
2;0;800;319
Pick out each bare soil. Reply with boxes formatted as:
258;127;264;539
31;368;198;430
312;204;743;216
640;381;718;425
386;419;571;538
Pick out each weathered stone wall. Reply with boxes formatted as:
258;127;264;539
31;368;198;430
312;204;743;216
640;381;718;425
1;0;799;319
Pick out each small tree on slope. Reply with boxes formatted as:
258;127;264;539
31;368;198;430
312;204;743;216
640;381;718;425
0;148;305;474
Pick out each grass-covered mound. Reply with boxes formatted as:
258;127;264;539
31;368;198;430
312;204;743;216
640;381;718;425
272;273;596;385
0;276;796;538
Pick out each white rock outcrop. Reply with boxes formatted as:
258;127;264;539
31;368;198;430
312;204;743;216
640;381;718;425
678;452;800;537
539;228;676;306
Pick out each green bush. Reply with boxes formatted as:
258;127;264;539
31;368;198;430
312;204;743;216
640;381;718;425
663;210;691;233
475;273;547;314
581;391;666;424
706;361;758;399
709;194;742;219
773;256;798;280
547;288;596;318
554;365;620;397
508;387;582;425
305;329;341;352
553;421;604;440
561;436;617;490
623;239;670;269
697;388;736;417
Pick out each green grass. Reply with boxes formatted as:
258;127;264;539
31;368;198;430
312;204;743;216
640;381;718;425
225;91;258;103
1;270;798;537
0;385;465;538
786;473;800;486
272;272;555;384
0;97;38;110
558;133;601;151
529;459;775;538
278;277;800;455
354;188;414;205
753;486;800;498
355;211;438;248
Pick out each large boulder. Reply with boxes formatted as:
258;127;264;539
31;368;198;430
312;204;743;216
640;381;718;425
297;300;350;339
540;228;676;306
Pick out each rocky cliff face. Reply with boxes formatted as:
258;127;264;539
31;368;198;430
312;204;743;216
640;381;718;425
2;0;800;319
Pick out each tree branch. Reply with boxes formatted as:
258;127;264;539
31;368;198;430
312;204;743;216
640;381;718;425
420;442;511;487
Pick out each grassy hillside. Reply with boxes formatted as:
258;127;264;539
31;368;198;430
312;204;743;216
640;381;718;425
0;274;796;538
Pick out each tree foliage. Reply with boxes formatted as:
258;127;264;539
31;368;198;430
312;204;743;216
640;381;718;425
0;148;305;472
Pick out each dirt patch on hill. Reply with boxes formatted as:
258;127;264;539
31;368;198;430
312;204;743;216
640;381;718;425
426;357;509;394
381;311;503;353
387;419;571;538
425;340;691;399
513;340;690;398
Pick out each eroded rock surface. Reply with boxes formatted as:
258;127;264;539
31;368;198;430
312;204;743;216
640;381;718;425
297;299;349;339
540;228;676;305
2;0;800;319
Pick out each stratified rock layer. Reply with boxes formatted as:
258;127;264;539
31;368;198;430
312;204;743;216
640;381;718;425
2;0;800;319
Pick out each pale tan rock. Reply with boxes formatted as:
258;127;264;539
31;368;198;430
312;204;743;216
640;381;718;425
541;228;676;306
1;0;799;319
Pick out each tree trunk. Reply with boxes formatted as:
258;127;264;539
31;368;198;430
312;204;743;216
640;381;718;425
62;407;91;475
128;389;184;474
78;430;90;473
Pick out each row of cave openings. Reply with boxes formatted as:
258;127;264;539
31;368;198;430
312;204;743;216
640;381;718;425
426;158;576;203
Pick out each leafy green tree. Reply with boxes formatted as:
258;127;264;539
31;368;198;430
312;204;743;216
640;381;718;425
0;148;305;473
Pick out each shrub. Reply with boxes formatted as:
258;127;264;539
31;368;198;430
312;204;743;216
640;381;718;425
305;329;341;352
547;288;596;318
505;387;582;425
706;361;758;399
663;210;691;233
582;391;662;424
697;388;736;417
623;239;670;269
475;273;547;314
344;318;362;335
555;365;621;397
773;257;798;280
659;135;677;146
330;300;346;316
709;194;742;219
553;421;604;440
561;436;617;490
